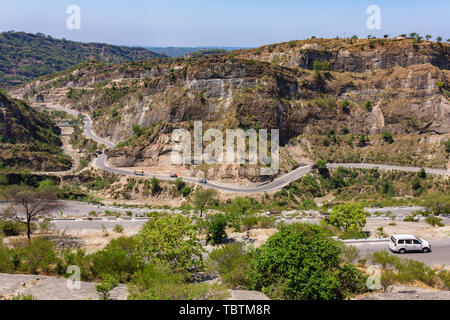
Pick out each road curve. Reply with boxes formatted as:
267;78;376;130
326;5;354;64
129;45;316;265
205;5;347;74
37;105;449;194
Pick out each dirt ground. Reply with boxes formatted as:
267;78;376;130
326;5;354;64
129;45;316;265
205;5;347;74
364;220;450;239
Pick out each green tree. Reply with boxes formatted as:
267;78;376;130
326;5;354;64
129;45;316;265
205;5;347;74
315;160;330;178
205;213;228;245
329;204;367;238
135;215;204;274
382;131;394;144
193;189;218;217
418;168;427;179
436;36;443;42
248;223;367;300
150;177;161;195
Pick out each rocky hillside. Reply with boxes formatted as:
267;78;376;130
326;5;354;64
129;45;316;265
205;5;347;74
0;91;71;171
0;31;166;88
10;38;450;182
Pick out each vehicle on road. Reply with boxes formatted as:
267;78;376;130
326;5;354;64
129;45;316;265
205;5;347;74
389;234;431;253
169;173;178;178
199;179;207;184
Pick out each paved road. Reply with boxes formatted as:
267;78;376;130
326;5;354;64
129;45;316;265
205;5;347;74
353;238;450;267
37;105;449;194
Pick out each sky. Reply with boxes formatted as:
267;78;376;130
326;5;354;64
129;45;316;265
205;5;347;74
1;0;449;47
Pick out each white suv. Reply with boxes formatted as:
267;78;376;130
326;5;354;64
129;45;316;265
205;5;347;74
389;234;431;254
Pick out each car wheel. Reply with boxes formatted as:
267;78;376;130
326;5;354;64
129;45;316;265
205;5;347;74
422;248;430;253
399;248;406;254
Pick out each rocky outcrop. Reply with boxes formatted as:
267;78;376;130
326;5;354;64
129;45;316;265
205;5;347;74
9;39;450;179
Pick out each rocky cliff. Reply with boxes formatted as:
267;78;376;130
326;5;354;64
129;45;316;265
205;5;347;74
10;39;450;181
0;92;71;171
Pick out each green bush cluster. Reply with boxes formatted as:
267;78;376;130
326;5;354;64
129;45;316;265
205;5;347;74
370;251;447;288
248;223;367;300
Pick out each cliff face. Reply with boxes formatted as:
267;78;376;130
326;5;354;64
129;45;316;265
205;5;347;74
234;38;450;72
10;39;450;181
0;92;71;171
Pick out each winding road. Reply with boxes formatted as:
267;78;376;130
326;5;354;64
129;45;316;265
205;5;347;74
38;105;449;194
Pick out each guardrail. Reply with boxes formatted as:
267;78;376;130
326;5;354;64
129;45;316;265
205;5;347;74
341;238;390;244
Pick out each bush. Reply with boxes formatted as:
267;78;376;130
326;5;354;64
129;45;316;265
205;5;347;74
340;244;360;263
207;243;251;289
445;139;450;153
365;100;373;112
14;238;61;274
0;243;15;273
113;224;124;233
438;270;450;290
128;263;229;300
382;131;394;144
205;214;228;245
396;259;435;286
91;236;140;282
257;216;276;229
371;251;400;269
95;274;119;300
242;215;259;231
0;220;25;237
248;223;367;300
381;270;397;292
135;215;204;275
329;204;367;238
425;216;444;227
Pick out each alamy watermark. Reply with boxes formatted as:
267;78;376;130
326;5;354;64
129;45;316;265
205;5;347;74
66;5;81;30
66;265;81;290
171;121;279;175
366;5;381;30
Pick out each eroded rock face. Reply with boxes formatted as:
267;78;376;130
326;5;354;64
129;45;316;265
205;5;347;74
10;40;450;181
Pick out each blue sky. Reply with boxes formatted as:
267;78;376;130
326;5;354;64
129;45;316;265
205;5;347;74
1;0;449;47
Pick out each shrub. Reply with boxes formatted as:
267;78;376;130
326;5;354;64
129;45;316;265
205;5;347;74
135;215;204;275
382;131;394;144
128;263;229;300
438;270;450;289
313;60;331;71
340;244;360;263
91;236;140;282
95;274;119;300
381;270;397;292
248;223;367;300
0;220;25;237
365;100;373;112
14;238;61;274
242;215;259;231
425;216;444;227
207;243;251;289
257;216;276;229
113;224;124;233
396;259;435;286
0;243;15;273
329;204;367;238
371;251;401;270
60;248;94;280
205;213;228;245
445;139;450;153
150;177;161;195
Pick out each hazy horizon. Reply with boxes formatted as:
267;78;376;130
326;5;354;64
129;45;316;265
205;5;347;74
1;0;449;47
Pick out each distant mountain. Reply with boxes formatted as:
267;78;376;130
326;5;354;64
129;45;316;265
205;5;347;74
0;31;166;88
145;46;250;57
